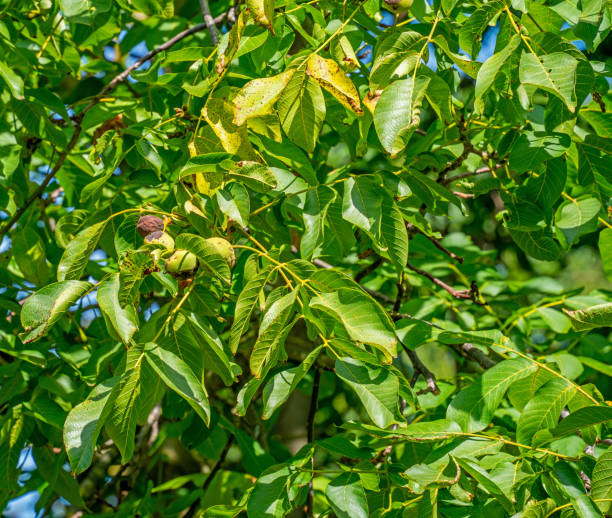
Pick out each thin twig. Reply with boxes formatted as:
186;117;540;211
407;224;463;264
404;345;440;395
406;261;472;300
198;0;220;44
442;165;502;186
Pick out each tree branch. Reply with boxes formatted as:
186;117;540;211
407;223;463;264
0;13;228;239
406;261;472;300
403;344;440;395
442;165;502;186
458;342;496;369
198;0;220;45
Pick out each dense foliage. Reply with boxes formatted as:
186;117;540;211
1;0;612;516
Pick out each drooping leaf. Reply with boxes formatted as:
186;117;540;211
63;376;120;474
144;342;211;426
306;54;362;115
335;357;401;429
97;273;139;344
374;75;430;155
20;280;92;343
57;221;106;281
250;289;298;378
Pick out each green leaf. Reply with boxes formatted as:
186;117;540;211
229;161;278;193
183;313;241;386
310;288;397;359
555;196;601;245
551;406;612;439
563;303;612;330
13;227;49;285
379;195;409;270
370;30;426;91
247;464;293;517
250;289;298;378
454;457;514;514
97;273;139;344
554;461;604;518
325;472;369;518
598;228;612;283
335;357;401;429
301;185;336;259
519;51;593;113
277;69;326;153
20;280;92;343
0;60;24;99
234;71;295;125
144;342;211;426
262;346;323;419
509;132;571;173
175;233;232;285
447;358;537;432
475;34;521;108
63;376;120;474
373;75;430;155
230;267;273;354
57;221;106;281
508;228;562;261
105;345;145;463
516;378;576;445
591;446;612;514
342;175;383;245
217;183;251;227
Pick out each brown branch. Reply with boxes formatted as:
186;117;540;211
407;223;463;264
404;345;440;395
406;261;472;300
458;342;496;369
0;13;228;238
198;0;220;44
442;165;503;186
436;140;475;183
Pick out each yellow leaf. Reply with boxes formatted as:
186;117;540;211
247;114;283;142
306;54;363;115
203;97;260;161
363;89;382;115
233;70;295;126
216;12;246;74
246;0;275;33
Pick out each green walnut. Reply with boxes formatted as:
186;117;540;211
207;237;236;269
144;231;174;250
137;215;164;237
383;0;414;11
165;250;198;275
